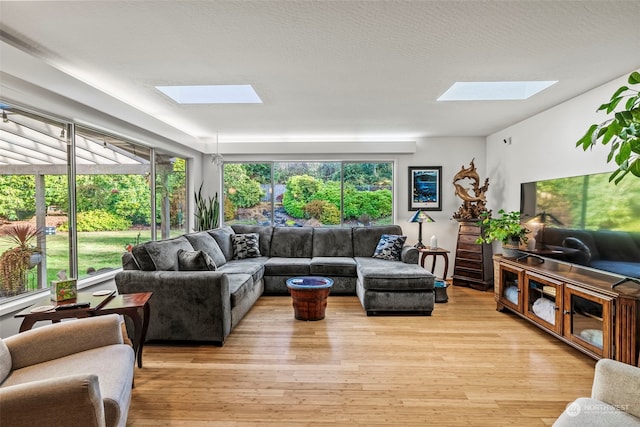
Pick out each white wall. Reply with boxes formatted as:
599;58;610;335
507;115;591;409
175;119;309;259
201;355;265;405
401;137;486;274
485;71;637;211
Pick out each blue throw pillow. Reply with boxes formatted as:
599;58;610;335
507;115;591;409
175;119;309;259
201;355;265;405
372;234;407;261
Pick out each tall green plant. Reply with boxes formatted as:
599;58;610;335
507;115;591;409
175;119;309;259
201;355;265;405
194;183;219;231
577;71;640;184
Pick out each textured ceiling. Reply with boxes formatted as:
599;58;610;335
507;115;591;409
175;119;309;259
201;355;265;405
1;1;639;150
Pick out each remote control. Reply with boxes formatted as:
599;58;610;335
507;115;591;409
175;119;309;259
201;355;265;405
55;302;91;310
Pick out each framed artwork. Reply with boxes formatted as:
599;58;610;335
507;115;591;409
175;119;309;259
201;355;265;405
409;166;442;211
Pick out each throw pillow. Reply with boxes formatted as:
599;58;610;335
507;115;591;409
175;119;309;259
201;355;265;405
232;233;261;259
372;234;407;261
177;249;217;271
562;237;591;265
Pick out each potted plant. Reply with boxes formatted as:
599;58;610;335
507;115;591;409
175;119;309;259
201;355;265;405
0;224;43;296
475;210;529;258
577;71;640;184
194;183;220;231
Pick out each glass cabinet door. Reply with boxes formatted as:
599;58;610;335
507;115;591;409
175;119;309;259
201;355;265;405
524;273;563;334
498;264;524;313
563;285;612;358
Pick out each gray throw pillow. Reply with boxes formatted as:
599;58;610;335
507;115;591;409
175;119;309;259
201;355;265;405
372;234;407;261
232;233;261;259
177;249;217;271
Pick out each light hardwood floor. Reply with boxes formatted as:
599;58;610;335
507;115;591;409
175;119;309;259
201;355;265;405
127;285;595;426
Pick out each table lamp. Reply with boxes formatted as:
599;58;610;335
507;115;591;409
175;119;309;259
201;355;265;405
409;210;434;249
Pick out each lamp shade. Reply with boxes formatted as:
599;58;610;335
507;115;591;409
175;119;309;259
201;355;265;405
409;210;435;223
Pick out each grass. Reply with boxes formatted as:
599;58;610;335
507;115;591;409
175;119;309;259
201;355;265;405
1;230;151;286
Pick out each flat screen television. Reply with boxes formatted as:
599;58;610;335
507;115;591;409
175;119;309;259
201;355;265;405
520;172;640;279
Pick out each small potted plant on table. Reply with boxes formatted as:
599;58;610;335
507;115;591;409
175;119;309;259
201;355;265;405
475;210;529;258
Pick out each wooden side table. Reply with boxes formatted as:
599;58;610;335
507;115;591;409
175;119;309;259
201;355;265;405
286;276;334;321
15;291;152;368
418;247;450;279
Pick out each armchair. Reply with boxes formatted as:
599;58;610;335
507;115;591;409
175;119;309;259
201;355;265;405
554;358;640;426
0;314;135;427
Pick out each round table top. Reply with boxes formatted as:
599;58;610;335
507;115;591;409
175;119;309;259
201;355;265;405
286;276;334;290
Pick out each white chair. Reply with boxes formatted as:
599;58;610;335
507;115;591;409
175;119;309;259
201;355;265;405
554;358;640;426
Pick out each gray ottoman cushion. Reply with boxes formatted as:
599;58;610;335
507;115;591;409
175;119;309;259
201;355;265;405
356;257;434;291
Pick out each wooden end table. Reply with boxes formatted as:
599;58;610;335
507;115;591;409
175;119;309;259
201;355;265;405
15;291;152;368
418;247;450;279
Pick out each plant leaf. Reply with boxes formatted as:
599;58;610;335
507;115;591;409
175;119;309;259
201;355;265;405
606;96;624;113
629;71;640;84
629;158;640;177
615;141;632;165
610;86;629;100
577;124;598;149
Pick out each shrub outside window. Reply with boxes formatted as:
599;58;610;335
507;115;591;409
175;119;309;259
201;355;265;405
224;161;393;227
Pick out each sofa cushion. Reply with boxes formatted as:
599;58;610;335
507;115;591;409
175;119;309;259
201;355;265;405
312;227;354;257
184;231;227;268
232;225;273;258
226;273;254;309
232;233;261;259
1;344;134;427
310;257;357;276
356;257;434;291
270;227;313;258
132;236;194;271
0;339;10;384
208;226;235;262
177;249;217;271
218;258;267;283
264;257;311;276
372;234;407;261
352;225;403;257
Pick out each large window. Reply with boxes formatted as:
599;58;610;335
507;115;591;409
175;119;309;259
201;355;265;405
224;161;393;227
156;153;187;239
0;104;188;302
74;127;153;280
0;107;70;299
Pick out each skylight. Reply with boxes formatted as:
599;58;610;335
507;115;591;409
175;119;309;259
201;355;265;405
437;81;557;101
156;84;262;104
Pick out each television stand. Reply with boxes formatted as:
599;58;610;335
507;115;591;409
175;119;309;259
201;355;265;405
494;255;640;367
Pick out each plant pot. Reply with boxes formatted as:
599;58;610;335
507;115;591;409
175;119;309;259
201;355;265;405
501;244;521;259
29;252;42;268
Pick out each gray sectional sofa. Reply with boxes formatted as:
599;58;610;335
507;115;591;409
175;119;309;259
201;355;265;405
115;225;435;346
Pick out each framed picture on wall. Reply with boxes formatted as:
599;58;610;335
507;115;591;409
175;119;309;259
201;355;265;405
409;166;442;211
